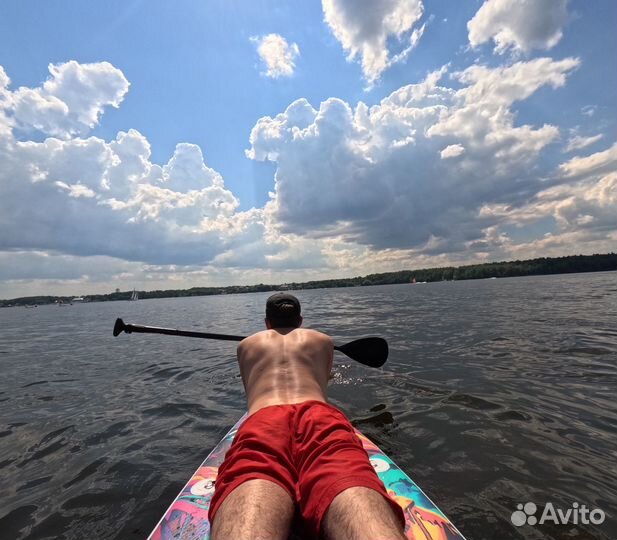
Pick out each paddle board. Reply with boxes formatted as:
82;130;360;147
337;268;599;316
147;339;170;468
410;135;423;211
148;414;466;540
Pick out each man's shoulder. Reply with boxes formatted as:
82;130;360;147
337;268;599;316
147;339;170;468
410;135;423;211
239;328;332;347
238;330;268;347
298;328;333;345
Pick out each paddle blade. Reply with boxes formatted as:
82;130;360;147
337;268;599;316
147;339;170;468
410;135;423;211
113;318;126;337
335;337;388;368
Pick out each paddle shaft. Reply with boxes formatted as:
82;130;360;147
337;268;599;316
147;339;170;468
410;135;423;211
120;321;244;342
113;318;387;367
119;320;348;351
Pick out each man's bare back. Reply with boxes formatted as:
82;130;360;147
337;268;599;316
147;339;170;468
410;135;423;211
237;327;333;415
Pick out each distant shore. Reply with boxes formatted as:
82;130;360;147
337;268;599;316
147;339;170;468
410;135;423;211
2;252;616;307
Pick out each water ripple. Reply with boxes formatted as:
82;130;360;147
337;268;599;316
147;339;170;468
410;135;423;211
0;272;616;539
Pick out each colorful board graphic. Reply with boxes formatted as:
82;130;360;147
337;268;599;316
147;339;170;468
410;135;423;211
148;415;466;540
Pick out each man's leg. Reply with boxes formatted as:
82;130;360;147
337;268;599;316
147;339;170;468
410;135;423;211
321;486;406;540
210;479;295;540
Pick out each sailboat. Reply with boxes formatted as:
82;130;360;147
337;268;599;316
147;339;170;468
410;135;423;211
130;289;139;301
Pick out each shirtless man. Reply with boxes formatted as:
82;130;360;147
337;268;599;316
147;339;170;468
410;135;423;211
209;293;406;540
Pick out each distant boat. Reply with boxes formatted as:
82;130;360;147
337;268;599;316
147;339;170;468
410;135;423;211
411;277;416;284
130;289;139;301
72;297;84;302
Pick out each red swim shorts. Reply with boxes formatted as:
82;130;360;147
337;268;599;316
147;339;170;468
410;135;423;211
208;400;405;538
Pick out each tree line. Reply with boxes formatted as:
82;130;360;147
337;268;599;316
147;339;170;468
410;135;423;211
2;252;616;306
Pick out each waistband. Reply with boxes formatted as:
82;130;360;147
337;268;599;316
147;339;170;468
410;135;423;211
248;399;341;418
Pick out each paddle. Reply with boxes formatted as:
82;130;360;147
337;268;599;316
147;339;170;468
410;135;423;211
113;318;388;368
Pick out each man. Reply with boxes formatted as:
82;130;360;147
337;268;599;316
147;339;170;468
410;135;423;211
209;292;406;540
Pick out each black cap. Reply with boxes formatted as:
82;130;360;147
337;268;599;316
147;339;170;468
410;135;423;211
266;292;301;319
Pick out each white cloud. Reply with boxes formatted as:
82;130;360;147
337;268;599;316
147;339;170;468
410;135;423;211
564;133;603;153
440;144;465;159
251;34;300;78
450;57;579;108
0;61;363;293
552;171;617;231
0;66;13;138
246;57;582;254
476;142;617;254
468;0;568;55
388;22;426;68
9;61;129;138
322;0;424;84
1;53;613;299
0;62;271;267
0;131;269;265
0;66;9;88
54;181;97;198
500;229;617;262
559;142;617;179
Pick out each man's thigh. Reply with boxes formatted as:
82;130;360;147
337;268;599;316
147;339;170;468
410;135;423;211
211;479;295;540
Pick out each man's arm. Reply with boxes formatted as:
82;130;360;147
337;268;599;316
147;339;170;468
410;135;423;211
326;336;334;380
236;338;252;392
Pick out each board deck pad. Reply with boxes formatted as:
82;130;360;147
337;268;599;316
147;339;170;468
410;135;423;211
149;415;466;540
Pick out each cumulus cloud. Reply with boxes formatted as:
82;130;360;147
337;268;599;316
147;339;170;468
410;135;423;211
251;34;300;78
246;57;581;254
0;62;272;268
322;0;424;84
0;132;268;265
550;172;617;232
8;61;129;138
0;60;381;296
468;0;568;55
476;142;617;256
1;54;613;298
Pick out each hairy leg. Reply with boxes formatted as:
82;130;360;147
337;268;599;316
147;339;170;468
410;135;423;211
211;479;294;540
322;486;406;540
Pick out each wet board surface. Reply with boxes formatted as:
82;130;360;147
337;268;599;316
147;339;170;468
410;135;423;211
148;414;466;540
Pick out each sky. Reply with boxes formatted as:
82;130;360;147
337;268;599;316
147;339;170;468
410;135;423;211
0;0;615;299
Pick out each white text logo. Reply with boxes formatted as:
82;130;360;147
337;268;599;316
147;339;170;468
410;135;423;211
511;502;605;527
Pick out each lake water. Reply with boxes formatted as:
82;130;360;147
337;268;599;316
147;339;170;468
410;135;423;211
1;272;616;539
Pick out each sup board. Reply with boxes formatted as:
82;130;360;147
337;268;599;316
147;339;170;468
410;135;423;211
148;414;466;540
